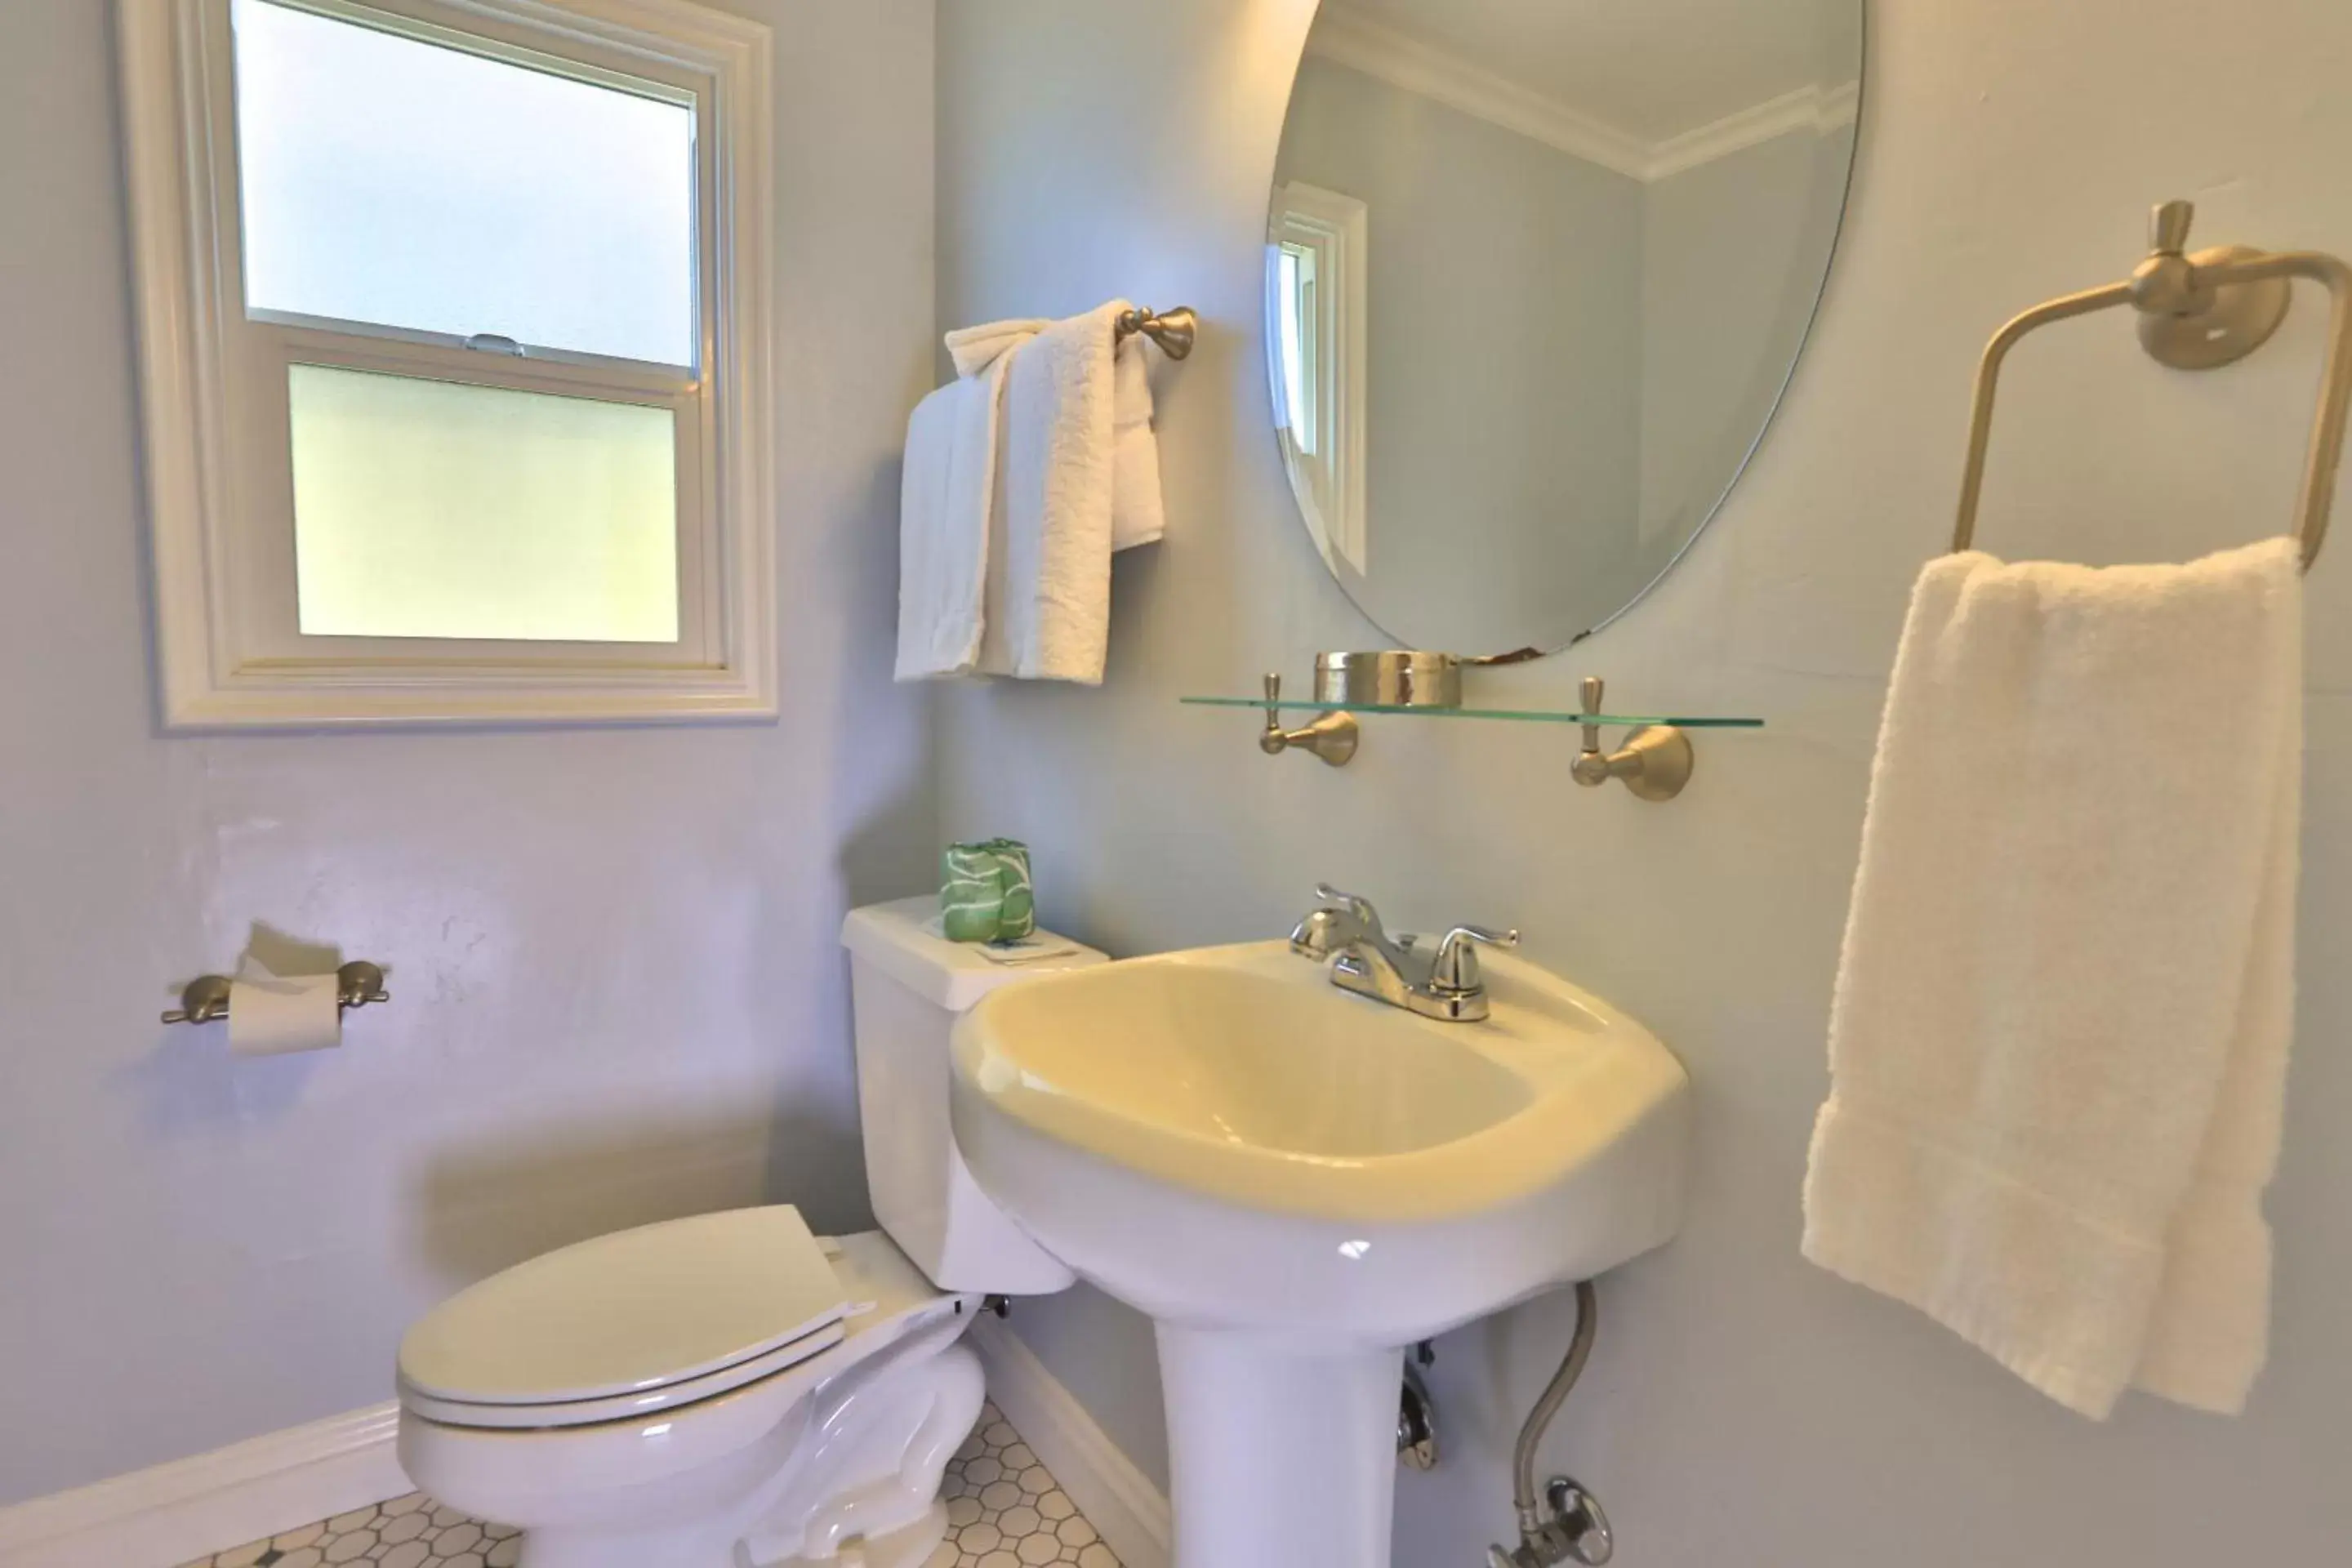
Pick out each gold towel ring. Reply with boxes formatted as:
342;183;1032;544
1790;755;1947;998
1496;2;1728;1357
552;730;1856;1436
1953;201;2352;573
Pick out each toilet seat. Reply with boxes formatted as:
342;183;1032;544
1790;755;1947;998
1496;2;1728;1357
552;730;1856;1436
400;1317;845;1428
396;1227;986;1561
398;1206;850;1430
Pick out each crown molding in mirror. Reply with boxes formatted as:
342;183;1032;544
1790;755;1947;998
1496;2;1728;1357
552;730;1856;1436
1306;7;1857;184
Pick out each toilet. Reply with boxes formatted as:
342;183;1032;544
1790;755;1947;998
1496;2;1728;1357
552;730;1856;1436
394;898;1107;1568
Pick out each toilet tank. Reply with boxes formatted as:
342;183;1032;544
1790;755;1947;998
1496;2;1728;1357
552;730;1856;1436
841;896;1107;1295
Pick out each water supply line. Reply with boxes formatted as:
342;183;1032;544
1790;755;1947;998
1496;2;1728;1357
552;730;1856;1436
1488;1281;1613;1568
1513;1281;1596;1528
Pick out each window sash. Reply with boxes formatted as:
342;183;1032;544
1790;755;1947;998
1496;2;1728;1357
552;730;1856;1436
187;0;732;674
229;327;719;669
228;0;708;375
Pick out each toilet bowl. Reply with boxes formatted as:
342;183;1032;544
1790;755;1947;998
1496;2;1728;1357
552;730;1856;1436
393;899;1108;1568
399;1221;983;1568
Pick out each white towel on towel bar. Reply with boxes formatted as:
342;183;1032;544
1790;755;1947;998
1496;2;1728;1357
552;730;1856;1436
947;305;1167;553
1802;536;2303;1419
898;303;1168;684
945;318;1051;379
893;351;1013;680
982;303;1122;682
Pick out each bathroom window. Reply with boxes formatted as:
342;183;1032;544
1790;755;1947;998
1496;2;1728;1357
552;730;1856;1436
1268;182;1368;575
118;0;776;726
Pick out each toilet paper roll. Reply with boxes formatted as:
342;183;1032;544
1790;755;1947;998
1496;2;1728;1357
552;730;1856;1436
227;959;343;1057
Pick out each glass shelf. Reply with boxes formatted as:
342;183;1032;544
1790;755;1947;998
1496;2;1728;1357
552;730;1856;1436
1180;696;1765;728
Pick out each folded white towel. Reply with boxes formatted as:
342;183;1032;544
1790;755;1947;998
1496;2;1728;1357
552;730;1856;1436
893;351;1013;680
1802;537;2302;1419
946;318;1051;379
975;302;1123;683
901;304;1169;685
947;309;1165;551
1111;331;1166;550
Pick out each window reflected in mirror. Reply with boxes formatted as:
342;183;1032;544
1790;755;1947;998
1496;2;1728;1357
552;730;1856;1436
1266;0;1864;654
1269;180;1369;575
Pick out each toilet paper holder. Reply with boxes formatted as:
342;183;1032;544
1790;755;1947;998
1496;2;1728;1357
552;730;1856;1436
162;961;390;1026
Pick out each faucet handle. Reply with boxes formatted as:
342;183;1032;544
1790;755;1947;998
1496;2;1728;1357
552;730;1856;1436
1432;924;1520;993
1314;884;1384;933
2150;198;2195;256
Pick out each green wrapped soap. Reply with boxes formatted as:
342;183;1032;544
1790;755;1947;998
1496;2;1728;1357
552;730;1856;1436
941;839;1036;943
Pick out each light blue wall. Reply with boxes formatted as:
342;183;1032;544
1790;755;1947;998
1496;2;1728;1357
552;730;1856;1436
0;0;935;1503
933;1;2352;1563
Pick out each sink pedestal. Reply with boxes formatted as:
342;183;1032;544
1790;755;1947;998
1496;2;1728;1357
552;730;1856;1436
1156;1325;1401;1568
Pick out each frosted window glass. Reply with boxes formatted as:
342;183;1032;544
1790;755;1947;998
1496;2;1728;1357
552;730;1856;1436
234;0;697;366
288;364;679;643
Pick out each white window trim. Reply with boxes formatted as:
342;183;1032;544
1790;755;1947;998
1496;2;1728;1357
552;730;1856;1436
117;0;777;728
1267;181;1368;578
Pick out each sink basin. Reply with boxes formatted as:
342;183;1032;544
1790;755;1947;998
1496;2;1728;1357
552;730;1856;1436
949;939;1689;1567
964;955;1537;1205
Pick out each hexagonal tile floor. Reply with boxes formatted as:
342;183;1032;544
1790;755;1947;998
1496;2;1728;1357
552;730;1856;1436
937;1401;1119;1568
176;1402;1117;1568
173;1494;515;1568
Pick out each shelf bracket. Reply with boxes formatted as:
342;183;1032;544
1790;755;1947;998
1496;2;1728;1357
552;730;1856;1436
1570;678;1693;802
1258;673;1360;766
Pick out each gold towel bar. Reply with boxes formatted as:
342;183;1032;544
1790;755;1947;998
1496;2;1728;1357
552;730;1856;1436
1114;305;1199;361
1953;200;2352;572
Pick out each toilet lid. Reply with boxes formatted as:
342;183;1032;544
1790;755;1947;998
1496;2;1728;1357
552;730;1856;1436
399;1206;849;1406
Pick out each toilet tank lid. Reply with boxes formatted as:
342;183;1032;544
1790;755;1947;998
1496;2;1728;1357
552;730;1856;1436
843;895;1109;1012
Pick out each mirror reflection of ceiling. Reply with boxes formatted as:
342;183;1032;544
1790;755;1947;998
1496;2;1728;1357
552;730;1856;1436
1317;0;1860;163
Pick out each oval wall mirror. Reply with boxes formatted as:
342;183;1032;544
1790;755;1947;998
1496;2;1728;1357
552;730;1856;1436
1267;0;1864;656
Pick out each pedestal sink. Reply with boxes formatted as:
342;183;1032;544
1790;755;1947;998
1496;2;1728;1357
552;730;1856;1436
948;940;1690;1568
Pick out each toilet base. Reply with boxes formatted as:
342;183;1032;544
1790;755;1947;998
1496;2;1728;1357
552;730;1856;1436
737;1334;980;1567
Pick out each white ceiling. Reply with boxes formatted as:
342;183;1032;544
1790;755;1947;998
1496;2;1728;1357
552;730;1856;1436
1319;0;1861;144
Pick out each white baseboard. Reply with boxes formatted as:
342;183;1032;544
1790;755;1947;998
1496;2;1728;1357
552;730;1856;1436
969;1316;1173;1568
0;1328;1169;1568
0;1404;408;1568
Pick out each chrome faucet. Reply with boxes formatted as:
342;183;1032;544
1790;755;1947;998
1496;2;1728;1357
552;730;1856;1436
1289;885;1519;1022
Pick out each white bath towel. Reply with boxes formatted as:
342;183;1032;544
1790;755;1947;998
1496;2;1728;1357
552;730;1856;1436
950;310;1165;552
1802;537;2302;1420
1109;332;1169;550
982;303;1120;681
893;350;1013;680
946;318;1051;379
901;305;1168;684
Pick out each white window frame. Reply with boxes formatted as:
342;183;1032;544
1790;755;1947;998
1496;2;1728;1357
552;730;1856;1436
118;0;776;728
1267;180;1368;577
